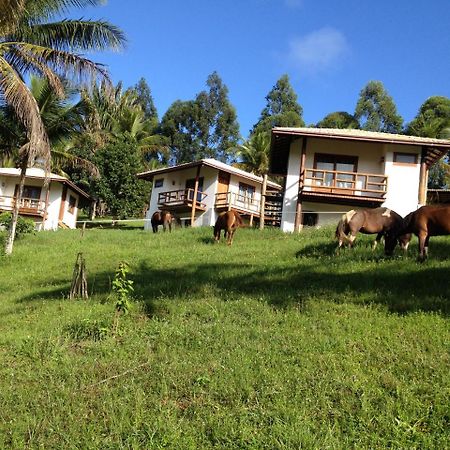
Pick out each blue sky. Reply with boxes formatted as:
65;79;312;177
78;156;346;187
75;0;450;137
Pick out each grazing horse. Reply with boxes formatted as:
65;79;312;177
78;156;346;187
385;205;450;261
151;210;173;233
335;207;408;252
214;210;243;245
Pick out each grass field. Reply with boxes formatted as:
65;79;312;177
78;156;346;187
0;225;449;449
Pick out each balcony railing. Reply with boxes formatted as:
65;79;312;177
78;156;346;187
157;189;208;209
0;196;46;214
301;168;387;199
215;192;261;214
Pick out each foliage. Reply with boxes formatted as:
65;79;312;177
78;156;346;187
160;72;240;164
252;74;304;134
112;261;134;316
129;77;158;122
0;212;34;237
0;227;449;447
428;159;450;188
93;135;150;219
406;96;450;138
316;111;359;129
354;81;403;133
237;131;271;175
64;318;110;341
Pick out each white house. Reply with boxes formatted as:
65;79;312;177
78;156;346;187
138;158;282;229
0;167;90;230
269;127;450;232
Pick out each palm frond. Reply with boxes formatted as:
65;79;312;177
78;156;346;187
0;55;50;167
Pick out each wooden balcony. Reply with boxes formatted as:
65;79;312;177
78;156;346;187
0;196;46;216
157;189;207;213
300;168;387;203
215;192;261;215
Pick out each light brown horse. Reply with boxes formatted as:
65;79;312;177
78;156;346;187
385;205;450;261
336;207;408;252
151;210;173;233
214;210;243;245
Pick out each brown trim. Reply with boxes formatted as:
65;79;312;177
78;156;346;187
313;153;359;172
190;165;202;225
58;185;68;222
418;148;428;205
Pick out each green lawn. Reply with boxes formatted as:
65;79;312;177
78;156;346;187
0;226;449;449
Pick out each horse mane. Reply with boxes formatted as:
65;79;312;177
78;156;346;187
400;211;415;234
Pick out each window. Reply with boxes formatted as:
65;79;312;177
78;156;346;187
313;154;358;189
16;185;41;209
154;178;164;188
239;183;256;199
68;195;77;214
393;152;418;164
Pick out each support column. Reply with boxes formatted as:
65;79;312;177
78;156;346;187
259;173;268;230
418;148;428;205
42;181;51;230
294;138;307;232
190;164;202;225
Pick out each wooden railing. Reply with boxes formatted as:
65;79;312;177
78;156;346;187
157;189;208;208
301;168;387;199
215;192;261;214
0;196;46;213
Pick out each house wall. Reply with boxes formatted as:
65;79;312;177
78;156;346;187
42;182;63;230
382;144;421;217
59;187;80;229
280;138;422;232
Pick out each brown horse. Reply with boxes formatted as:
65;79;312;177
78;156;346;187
151;210;173;233
336;207;408;252
214;210;243;245
385;205;450;260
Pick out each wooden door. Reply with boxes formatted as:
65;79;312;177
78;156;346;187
216;171;230;205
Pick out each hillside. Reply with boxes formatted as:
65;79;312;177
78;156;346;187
0;226;449;448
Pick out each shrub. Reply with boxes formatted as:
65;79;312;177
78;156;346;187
0;212;35;237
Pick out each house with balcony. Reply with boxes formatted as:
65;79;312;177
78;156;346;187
138;158;282;229
0;167;90;230
270;127;450;232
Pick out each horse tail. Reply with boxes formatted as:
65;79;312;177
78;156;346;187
335;210;354;239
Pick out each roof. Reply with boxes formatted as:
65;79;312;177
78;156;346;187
270;127;450;175
0;167;91;199
137;158;282;190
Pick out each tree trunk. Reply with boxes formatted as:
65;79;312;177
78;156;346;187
4;159;28;255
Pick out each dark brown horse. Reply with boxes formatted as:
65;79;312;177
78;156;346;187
151;210;173;233
336;207;408;252
214;210;243;245
385;205;450;260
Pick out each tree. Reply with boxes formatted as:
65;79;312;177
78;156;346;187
237;131;271;176
354;81;403;133
160;72;240;164
252;74;304;134
406;96;450;138
0;0;125;254
316;111;359;129
130;77;158;122
93;135;150;219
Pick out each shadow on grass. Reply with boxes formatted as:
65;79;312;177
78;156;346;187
18;241;450;317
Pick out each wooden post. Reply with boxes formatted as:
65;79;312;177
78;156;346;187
259;173;268;230
249;214;254;227
190;164;201;225
294;138;307;232
418;148;428;205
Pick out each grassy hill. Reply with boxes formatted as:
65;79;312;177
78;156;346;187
0;225;449;448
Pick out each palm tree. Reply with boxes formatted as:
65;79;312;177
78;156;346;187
237;131;271;176
0;0;125;254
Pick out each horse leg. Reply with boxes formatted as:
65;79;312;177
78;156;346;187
372;232;383;250
347;233;357;248
152;224;157;233
417;232;428;262
227;228;235;246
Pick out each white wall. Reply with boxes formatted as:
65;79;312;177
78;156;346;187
60;188;79;229
381;144;421;217
281;139;302;232
42;183;63;230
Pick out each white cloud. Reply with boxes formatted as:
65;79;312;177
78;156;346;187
287;27;350;74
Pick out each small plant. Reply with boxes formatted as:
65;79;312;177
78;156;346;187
64;318;110;341
111;261;134;333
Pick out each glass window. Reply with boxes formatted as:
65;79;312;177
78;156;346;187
239;183;255;199
68;195;77;214
154;178;164;188
393;153;417;164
